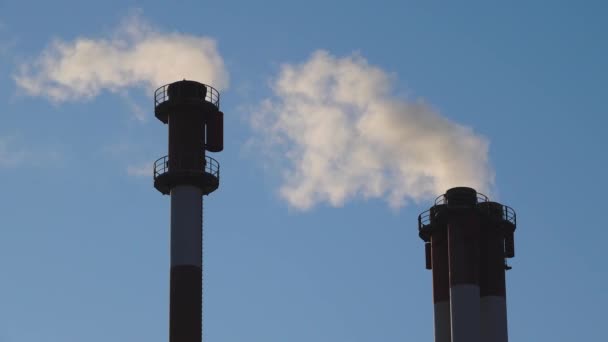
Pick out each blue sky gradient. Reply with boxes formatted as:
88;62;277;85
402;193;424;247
0;1;606;341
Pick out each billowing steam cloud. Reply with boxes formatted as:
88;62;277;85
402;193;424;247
252;51;494;210
14;15;229;102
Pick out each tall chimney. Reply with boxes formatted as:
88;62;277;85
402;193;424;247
479;202;515;342
445;188;481;342
420;205;451;342
153;80;224;342
418;187;517;342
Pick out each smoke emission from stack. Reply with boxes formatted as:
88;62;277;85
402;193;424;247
251;50;494;210
13;14;229;103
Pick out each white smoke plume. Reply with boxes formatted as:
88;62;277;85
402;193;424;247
14;15;229;102
252;51;494;210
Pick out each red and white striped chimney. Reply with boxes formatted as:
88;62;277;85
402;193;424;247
418;187;517;342
479;202;515;342
430;227;451;342
420;204;451;342
445;187;481;342
154;80;224;342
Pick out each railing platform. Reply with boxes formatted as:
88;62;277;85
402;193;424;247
153;155;220;195
154;81;220;123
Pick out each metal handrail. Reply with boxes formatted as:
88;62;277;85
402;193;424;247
434;191;489;205
153;155;220;180
503;205;516;227
418;209;431;230
154;83;220;108
417;200;516;232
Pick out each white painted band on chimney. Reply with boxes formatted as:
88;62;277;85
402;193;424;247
450;284;480;342
481;295;508;342
433;301;451;342
170;185;202;267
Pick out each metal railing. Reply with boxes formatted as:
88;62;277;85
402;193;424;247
153;155;220;180
417;200;516;231
434;191;489;205
154;83;220;108
418;209;432;229
503;205;516;227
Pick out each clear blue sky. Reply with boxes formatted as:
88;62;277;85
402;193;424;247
0;1;606;341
